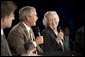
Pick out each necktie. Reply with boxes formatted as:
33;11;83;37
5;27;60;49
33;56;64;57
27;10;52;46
29;28;35;41
29;28;43;55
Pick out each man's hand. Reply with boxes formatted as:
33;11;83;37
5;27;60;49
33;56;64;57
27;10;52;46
35;36;44;45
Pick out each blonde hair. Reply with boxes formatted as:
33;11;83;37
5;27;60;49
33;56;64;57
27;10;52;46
43;11;59;27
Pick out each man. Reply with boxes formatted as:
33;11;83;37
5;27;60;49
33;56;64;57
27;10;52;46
75;26;84;56
63;27;70;51
7;6;44;56
1;1;17;56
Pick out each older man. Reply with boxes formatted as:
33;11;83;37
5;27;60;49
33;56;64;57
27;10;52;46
7;6;44;56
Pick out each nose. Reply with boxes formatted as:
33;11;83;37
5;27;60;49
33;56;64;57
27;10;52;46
36;16;38;20
12;15;15;20
53;20;55;23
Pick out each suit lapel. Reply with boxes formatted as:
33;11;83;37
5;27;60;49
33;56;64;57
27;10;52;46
19;22;35;42
1;35;12;56
47;27;65;51
19;22;43;54
47;26;57;39
18;22;30;41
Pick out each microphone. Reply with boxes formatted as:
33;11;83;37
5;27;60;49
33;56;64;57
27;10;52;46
34;27;44;54
57;26;61;33
35;27;41;36
57;26;64;40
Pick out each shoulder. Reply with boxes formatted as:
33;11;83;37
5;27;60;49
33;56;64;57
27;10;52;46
10;22;25;33
41;28;49;34
7;22;26;40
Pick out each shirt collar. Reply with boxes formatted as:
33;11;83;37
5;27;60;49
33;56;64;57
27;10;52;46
22;22;31;33
1;29;4;35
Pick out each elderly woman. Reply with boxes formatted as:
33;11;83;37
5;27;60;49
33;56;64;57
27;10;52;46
41;11;68;56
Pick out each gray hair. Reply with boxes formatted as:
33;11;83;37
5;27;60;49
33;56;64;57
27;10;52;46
19;6;36;21
43;11;59;27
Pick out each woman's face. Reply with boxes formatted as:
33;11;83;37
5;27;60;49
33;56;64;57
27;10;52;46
48;14;59;30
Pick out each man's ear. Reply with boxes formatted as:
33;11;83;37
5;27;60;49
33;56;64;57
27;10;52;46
1;17;5;22
26;16;30;21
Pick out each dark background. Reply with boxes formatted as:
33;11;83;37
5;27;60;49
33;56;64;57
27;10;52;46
4;0;84;44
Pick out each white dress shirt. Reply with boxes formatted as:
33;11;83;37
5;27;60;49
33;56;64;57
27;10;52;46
1;29;4;35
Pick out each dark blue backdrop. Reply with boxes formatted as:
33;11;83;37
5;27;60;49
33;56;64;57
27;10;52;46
4;0;84;46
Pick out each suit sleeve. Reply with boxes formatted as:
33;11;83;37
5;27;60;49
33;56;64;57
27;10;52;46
41;30;52;52
7;28;27;56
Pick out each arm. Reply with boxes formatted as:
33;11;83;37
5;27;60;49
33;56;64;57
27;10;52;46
41;30;52;52
7;29;26;56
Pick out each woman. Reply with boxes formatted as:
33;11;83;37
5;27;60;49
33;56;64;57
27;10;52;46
41;11;66;56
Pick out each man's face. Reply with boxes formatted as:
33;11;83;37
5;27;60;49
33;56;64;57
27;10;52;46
27;10;38;26
3;12;15;28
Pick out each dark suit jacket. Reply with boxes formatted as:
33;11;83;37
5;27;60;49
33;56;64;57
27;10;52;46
1;34;12;56
41;26;64;55
7;22;42;56
41;26;71;56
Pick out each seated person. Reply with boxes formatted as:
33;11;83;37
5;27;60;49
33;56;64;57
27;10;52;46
41;11;70;56
7;6;44;56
